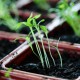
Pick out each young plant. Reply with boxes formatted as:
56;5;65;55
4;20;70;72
5;68;12;80
49;0;80;36
40;25;62;67
0;0;18;31
17;14;62;68
17;14;49;68
34;0;50;11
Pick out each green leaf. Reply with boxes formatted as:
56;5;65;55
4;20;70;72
40;19;45;22
26;17;33;27
39;19;45;23
38;19;45;26
5;68;12;78
27;17;32;23
58;4;65;9
25;36;30;43
26;22;32;27
26;13;33;24
16;22;26;30
17;22;22;28
40;25;48;33
22;22;26;25
32;19;37;27
33;14;41;19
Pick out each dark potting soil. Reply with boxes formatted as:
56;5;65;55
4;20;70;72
59;35;80;44
9;52;80;79
0;39;21;60
50;35;80;44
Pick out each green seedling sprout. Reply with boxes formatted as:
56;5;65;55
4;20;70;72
17;14;45;68
17;14;62;68
32;16;50;68
56;38;62;67
0;0;18;31
49;0;80;36
40;25;56;66
34;0;50;11
40;25;62;67
5;68;12;79
51;38;62;67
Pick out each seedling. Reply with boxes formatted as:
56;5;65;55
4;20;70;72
49;0;80;36
0;0;18;31
5;68;12;80
17;14;62;68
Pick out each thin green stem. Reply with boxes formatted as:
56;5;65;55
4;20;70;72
36;26;50;68
28;41;39;59
30;27;44;68
50;38;62;67
55;46;62;67
46;34;56;66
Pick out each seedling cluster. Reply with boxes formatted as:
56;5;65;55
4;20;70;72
50;0;80;36
17;14;62;68
0;0;18;31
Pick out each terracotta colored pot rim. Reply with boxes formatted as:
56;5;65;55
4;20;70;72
1;38;80;80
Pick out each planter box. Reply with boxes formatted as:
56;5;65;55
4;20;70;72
0;31;26;79
0;31;26;42
0;70;31;80
0;31;26;61
1;39;80;80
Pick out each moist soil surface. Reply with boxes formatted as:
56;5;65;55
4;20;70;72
9;52;80;79
0;39;21;60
